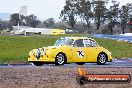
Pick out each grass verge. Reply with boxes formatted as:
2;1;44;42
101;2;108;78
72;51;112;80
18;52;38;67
0;34;131;63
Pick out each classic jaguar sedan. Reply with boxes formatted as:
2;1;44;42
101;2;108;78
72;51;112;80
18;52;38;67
28;37;112;66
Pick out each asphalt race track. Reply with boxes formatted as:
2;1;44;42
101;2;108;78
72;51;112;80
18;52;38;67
0;58;132;68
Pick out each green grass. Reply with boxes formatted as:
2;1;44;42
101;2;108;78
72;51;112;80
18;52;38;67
0;34;131;63
94;38;132;58
0;36;56;63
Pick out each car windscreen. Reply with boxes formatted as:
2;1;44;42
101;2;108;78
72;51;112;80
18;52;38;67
54;38;73;46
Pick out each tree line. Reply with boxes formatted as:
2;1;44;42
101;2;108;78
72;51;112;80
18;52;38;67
0;0;132;34
60;0;132;34
0;14;68;32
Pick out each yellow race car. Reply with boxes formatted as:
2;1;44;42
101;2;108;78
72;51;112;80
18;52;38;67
28;37;112;66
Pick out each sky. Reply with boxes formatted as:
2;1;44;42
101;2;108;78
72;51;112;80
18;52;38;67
0;0;132;21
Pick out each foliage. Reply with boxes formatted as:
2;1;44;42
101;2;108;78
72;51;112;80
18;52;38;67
61;0;108;31
9;13;40;28
60;0;132;34
106;0;120;34
60;0;77;28
0;20;11;30
76;0;93;30
54;21;67;29
10;13;20;26
42;18;55;28
119;3;132;34
1;0;132;34
25;14;41;28
92;0;108;30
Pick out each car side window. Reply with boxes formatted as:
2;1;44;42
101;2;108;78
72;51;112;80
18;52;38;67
65;39;74;46
91;40;98;47
83;39;98;47
74;39;84;47
73;39;98;47
83;39;92;47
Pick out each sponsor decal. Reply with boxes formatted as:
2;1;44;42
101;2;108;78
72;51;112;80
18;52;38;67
77;50;84;58
76;68;131;85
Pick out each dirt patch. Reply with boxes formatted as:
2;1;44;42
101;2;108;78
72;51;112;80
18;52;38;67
0;66;131;88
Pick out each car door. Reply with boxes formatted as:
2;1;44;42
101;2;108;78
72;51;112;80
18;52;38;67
71;39;87;62
83;39;99;62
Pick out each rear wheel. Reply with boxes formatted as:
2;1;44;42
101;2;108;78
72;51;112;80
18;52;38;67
55;53;66;65
97;53;107;65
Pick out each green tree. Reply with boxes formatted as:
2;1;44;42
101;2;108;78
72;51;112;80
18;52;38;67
60;0;77;28
54;21;67;29
119;3;132;34
9;13;25;26
25;14;40;28
76;0;93;31
92;0;108;30
107;0;120;34
42;18;55;28
10;13;19;26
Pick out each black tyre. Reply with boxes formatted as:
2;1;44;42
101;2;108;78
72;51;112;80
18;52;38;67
33;62;44;66
76;62;85;65
55;53;66;65
97;53;107;65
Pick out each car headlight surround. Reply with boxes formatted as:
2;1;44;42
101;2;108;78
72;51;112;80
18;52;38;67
37;48;46;57
36;49;41;59
110;52;112;56
31;51;35;55
39;48;46;56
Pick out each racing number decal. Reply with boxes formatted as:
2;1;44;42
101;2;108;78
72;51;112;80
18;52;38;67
77;50;84;58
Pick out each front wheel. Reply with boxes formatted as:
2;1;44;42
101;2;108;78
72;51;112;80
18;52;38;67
55;53;66;65
97;53;107;65
33;62;44;66
76;62;85;65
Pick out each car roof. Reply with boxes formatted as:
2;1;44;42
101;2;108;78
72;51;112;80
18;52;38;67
62;37;93;40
